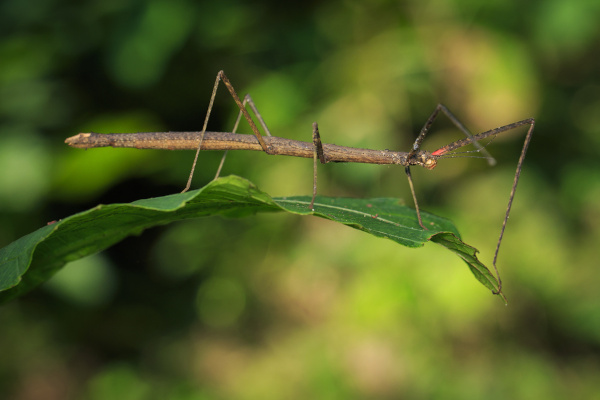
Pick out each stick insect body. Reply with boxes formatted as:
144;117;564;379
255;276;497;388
66;70;535;296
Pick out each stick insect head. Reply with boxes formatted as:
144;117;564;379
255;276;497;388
410;150;437;170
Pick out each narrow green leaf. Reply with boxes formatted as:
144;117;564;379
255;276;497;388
0;175;503;303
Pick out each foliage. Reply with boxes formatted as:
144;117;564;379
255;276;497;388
0;176;504;303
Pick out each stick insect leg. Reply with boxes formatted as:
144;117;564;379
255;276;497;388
405;166;427;230
437;104;496;166
404;104;497;228
182;70;272;193
310;122;327;210
182;72;221;193
490;119;535;295
409;104;494;163
432;117;535;296
214;94;273;179
403;105;447;229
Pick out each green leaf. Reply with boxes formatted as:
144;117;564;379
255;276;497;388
0;175;504;303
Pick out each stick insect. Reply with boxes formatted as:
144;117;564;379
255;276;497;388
66;70;535;295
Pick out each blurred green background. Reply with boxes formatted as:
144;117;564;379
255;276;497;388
2;0;600;398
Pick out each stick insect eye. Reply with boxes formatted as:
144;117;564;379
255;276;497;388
424;159;437;170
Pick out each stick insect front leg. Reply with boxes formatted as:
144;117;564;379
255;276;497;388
432;117;535;295
182;70;273;193
406;104;497;229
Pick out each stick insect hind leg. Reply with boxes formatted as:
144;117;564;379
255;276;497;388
213;94;273;179
186;70;325;212
406;104;498;230
182;70;273;193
